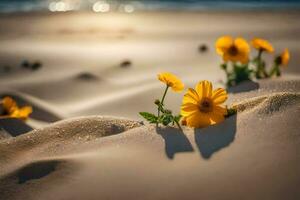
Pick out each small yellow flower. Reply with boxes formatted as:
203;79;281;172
181;80;228;128
280;48;290;66
2;96;17;114
0;96;32;120
251;38;274;53
158;72;184;92
216;36;250;64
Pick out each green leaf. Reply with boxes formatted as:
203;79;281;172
139;112;158;123
161;114;172;126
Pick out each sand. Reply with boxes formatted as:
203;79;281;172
0;10;300;200
0;91;300;200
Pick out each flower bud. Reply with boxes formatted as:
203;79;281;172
154;99;160;105
220;63;227;70
165;109;172;114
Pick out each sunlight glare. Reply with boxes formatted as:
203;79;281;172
93;1;110;13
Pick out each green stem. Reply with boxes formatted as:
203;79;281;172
221;63;232;87
269;64;280;77
255;49;268;78
257;49;263;60
221;63;229;75
157;85;169;119
161;85;169;105
263;68;268;78
175;120;182;130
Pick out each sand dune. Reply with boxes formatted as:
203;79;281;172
0;116;142;180
0;92;299;200
233;92;300;113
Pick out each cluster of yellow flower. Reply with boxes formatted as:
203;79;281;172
0;96;32;121
140;72;229;129
216;36;290;87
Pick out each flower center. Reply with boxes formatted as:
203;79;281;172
199;98;213;113
228;45;239;56
260;47;266;52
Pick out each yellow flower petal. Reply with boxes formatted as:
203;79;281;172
215;36;233;55
180;80;229;128
8;106;32;120
212;88;228;104
185;111;212;128
237;53;249;64
182;88;199;104
235;37;250;55
251;38;274;53
158;72;184;92
18;106;33;120
185;108;226;128
172;81;185;92
216;36;250;64
181;103;199;117
1;96;32;121
213;105;228;116
195;80;212;98
281;48;290;66
2;96;18;114
209;112;225;124
223;51;249;64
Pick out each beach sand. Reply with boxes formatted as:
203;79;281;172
0;10;300;200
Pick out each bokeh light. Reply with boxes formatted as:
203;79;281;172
93;1;110;13
48;1;78;12
124;4;135;13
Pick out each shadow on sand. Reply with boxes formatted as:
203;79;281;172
0;118;33;137
194;115;237;159
18;160;60;184
157;115;237;160
156;126;194;159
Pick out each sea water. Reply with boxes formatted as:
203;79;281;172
0;0;300;13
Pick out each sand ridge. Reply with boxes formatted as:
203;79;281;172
0;116;142;178
233;92;300;114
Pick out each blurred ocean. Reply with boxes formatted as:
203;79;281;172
0;0;300;13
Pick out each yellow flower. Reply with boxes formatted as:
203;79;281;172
0;96;32;120
181;80;228;128
158;72;184;92
280;48;290;66
215;36;250;64
251;38;274;53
